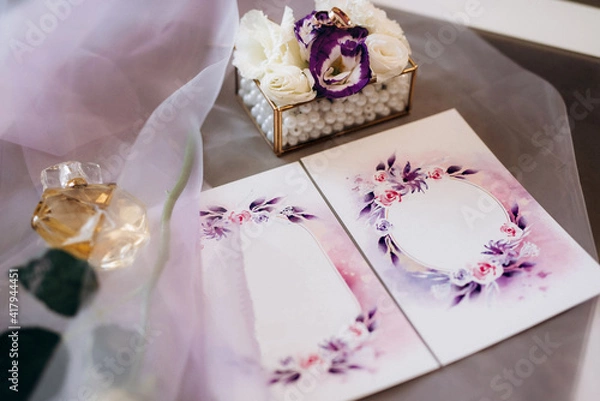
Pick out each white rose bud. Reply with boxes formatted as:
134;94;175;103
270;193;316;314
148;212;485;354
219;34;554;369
365;33;410;82
259;65;317;106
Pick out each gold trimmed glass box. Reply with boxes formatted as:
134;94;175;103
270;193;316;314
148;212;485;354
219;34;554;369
236;58;417;155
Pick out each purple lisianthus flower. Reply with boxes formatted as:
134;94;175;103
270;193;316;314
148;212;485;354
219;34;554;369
309;25;371;98
294;11;331;49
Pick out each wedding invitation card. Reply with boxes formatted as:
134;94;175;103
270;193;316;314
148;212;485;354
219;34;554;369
302;109;600;364
199;163;439;401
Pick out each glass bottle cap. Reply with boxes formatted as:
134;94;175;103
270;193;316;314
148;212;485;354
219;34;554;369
41;161;103;191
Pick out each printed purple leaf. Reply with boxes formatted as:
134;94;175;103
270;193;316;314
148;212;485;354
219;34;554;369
518;262;536;269
378;236;388;253
287;215;302;223
348;365;362;370
293;206;305;213
260;206;275;213
328;368;345;374
360;203;372;218
517;216;527;230
390;252;400;266
268;378;280;385
376;162;385;171
368;307;377;319
285;373;301;383
403;161;411;175
355;314;365;323
453;175;466;179
446;165;461;174
502;271;520;278
461;169;478;175
208;206;227;213
367;321;378;332
249;198;266;210
265;197;283;205
301;214;317;220
452;294;466;306
471;284;482;296
387;154;396;168
511;204;519;217
199;211;210;216
364;192;375;203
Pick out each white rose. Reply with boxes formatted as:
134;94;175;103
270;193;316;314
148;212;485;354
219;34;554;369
233;8;305;80
365;33;409;82
259;65;316;106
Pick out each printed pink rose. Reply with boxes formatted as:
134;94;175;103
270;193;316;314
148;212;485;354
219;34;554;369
377;189;401;207
299;354;322;369
373;171;388;182
472;262;503;285
428;167;444;180
228;210;252;225
500;222;523;238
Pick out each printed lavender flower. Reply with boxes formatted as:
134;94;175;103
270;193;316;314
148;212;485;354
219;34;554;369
375;219;392;235
309;25;371;98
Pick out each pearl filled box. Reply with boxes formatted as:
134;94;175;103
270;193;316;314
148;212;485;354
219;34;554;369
233;1;417;155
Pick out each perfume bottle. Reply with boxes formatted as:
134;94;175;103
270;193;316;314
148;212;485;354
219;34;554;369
31;161;149;270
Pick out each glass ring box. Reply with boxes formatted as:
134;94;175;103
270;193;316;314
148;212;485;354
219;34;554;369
235;58;417;155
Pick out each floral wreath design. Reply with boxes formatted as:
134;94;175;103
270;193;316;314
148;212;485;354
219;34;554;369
353;154;539;306
269;308;378;385
200;196;317;241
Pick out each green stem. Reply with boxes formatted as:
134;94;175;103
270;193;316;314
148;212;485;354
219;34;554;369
131;133;197;386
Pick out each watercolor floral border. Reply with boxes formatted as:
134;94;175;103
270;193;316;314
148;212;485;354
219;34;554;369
200;196;317;241
268;308;378;385
352;154;539;306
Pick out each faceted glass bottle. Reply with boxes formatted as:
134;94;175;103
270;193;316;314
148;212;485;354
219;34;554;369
31;161;149;270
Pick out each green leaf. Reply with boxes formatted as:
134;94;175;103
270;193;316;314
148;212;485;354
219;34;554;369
18;249;98;317
0;328;61;401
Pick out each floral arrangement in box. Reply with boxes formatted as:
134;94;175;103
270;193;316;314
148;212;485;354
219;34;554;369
233;0;412;106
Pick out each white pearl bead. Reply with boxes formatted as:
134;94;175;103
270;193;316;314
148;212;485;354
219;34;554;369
380;106;391;116
365;111;376;121
266;130;274;141
333;122;344;131
319;100;332;112
322;125;333;135
367;92;380;104
283;115;297;128
355;115;365;125
309;129;321;139
288;136;299;146
314;119;325;130
355;94;367;106
291;126;303;137
335;112;346;123
303;123;314;132
324;112;336;124
255;114;265;125
363;104;375;114
261;121;271;132
298;133;309;142
331;101;345;114
387;83;400;94
362;85;376;96
308;111;320;123
344;102;355;114
296;114;308;127
379;91;390;103
347;94;359;103
344;116;355;127
374;103;385;114
299;103;312;113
